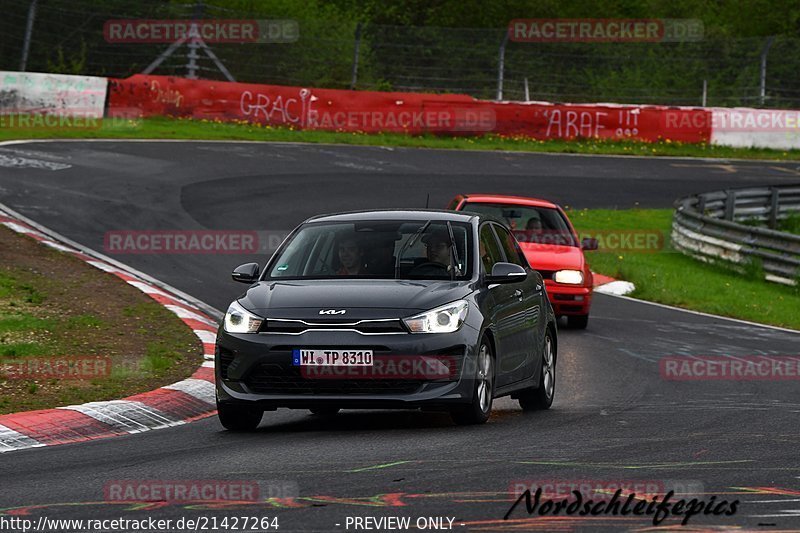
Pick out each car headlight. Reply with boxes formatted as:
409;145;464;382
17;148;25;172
554;269;584;285
223;300;263;333
404;300;469;334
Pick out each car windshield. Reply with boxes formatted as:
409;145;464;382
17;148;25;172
462;202;577;247
265;220;472;280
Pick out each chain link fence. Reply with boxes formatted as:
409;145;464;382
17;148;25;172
2;0;799;108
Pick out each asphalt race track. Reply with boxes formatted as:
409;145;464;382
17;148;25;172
1;140;799;531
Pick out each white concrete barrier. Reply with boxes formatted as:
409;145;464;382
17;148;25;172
0;71;107;118
710;107;800;150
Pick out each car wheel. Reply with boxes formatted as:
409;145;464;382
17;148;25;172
566;314;589;329
519;330;556;411
451;338;494;425
309;407;340;416
217;401;263;431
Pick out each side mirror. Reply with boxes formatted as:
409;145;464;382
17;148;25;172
486;262;527;284
231;262;260;283
581;237;599;251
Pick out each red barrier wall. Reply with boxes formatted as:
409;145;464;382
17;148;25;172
107;75;711;143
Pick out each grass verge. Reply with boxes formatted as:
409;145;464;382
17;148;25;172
568;208;800;330
0;224;203;414
1;115;800;161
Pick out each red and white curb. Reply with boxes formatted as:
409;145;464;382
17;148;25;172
0;206;221;453
592;272;635;296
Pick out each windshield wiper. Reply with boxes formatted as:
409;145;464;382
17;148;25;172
446;221;462;280
395;220;431;278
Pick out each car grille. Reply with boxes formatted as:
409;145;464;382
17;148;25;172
245;363;425;395
259;318;407;335
242;345;466;395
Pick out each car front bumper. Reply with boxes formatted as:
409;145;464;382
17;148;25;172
544;281;593;316
215;327;481;410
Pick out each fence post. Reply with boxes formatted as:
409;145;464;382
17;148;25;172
768;187;780;229
496;32;509;101
701;79;707;107
19;0;37;71
759;36;775;106
350;23;362;90
524;77;530;102
185;1;205;80
724;190;736;221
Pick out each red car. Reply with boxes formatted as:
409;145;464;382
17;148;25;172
448;194;597;329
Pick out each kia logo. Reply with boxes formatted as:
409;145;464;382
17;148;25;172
319;309;346;315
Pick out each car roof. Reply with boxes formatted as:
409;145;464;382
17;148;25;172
306;209;479;224
460;194;559;209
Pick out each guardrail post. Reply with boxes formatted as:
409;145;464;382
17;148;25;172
724;190;735;221
697;194;706;214
769;187;780;228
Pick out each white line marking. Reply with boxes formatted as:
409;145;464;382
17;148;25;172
86;260;126;275
599;293;800;335
40;239;75;253
1;221;47;238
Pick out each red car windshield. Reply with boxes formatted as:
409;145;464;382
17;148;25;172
461;202;578;247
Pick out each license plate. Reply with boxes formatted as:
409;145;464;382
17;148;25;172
292;349;373;366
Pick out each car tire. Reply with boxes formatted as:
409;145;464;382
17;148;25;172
450;338;494;425
518;330;556;411
566;314;589;329
217;401;263;431
309;407;340;416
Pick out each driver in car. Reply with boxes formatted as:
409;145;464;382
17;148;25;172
337;236;367;275
409;229;455;277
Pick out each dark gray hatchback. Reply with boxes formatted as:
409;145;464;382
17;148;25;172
215;209;557;430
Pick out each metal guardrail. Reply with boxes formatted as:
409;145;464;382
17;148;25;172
672;184;800;286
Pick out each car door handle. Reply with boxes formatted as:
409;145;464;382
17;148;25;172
514;289;523;301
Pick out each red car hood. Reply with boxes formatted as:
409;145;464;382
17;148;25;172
520;242;585;271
